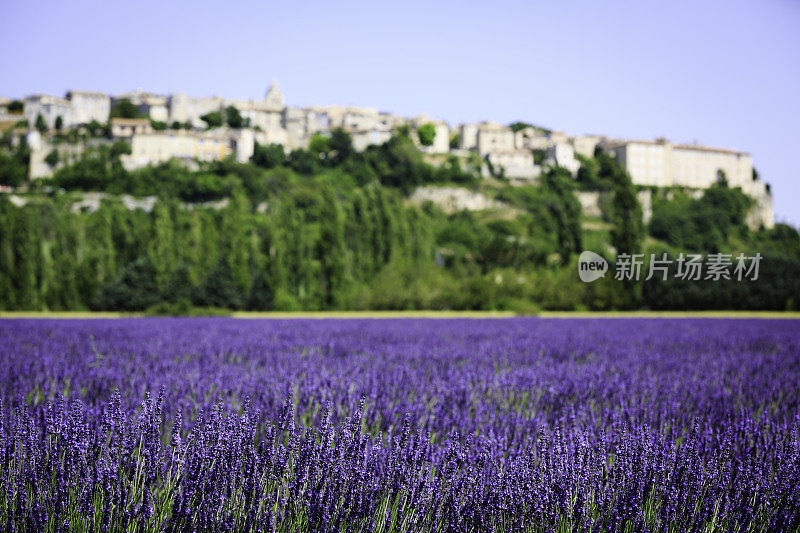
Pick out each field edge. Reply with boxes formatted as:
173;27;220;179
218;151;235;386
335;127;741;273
1;310;799;319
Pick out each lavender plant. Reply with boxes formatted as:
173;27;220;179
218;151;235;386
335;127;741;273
0;318;798;531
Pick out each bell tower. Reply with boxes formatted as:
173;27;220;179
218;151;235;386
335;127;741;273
264;80;284;109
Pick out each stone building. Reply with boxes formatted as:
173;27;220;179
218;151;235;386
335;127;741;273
254;127;289;148
169;93;225;128
300;104;400;152
546;142;580;176
24;94;74;130
283;107;309;148
476;122;515;156
66;90;110;124
113;89;169;122
111;118;154;138
226;81;285;135
571;135;603;158
25;130;86;179
410;115;450;154
486;150;540;181
604;138;773;228
604;139;753;190
457;123;479;151
0;97;23;127
350;129;393;152
514;126;549;151
122;128;255;170
264;80;284;109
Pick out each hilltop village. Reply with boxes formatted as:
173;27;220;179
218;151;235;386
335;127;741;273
0;82;773;227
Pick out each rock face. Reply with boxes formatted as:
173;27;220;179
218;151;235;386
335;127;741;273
70;192;157;213
574;190;653;224
409;186;507;213
746;189;774;230
638;190;652;224
575;191;603;219
410;186;656;222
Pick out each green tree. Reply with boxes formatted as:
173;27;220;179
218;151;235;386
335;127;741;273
595;150;643;255
363;133;432;191
252;143;285;169
542;167;583;263
317;186;348;307
0;143;30;186
509;121;533;133
308;134;331;159
610;176;643;255
758;224;800;258
54;116;63;131
225;106;244;129
288;149;320;176
44;149;59;168
256;217;287;308
149;201;176;292
347;190;373;278
91;257;160;311
449;133;461;149
199;258;244;309
6;206;44;309
110;139;132;159
85;120;107;137
247;269;274;310
110;99;141;119
83;207;118;289
163;264;197;303
53;145;124;191
7;100;23;113
575;154;612;191
649;184;751;253
198;213;220;279
329;128;354;164
181;213;206;286
35;114;47;133
0;202;16;308
220;194;252;297
201;111;223;129
416;123;436;147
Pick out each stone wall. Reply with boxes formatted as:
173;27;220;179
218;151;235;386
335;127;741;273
409;186;507;213
575;189;652;223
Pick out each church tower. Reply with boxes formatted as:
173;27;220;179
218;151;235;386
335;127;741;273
264;80;284;109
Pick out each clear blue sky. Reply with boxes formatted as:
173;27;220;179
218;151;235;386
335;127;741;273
2;0;798;226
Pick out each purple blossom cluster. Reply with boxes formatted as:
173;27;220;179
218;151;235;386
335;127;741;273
0;318;798;531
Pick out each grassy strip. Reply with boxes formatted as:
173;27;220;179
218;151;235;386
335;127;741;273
0;310;799;319
538;310;800;319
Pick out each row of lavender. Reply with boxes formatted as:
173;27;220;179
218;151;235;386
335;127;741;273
1;318;798;531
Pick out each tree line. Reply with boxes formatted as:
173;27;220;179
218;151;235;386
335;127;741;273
1;127;798;312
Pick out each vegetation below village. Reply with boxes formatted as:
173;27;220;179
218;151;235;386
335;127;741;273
1;127;799;312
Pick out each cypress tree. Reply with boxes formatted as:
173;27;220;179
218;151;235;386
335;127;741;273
220;194;252;297
317;186;347;308
610;166;643;255
149;201;176;292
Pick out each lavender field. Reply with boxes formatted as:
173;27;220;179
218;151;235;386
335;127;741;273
1;318;798;531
